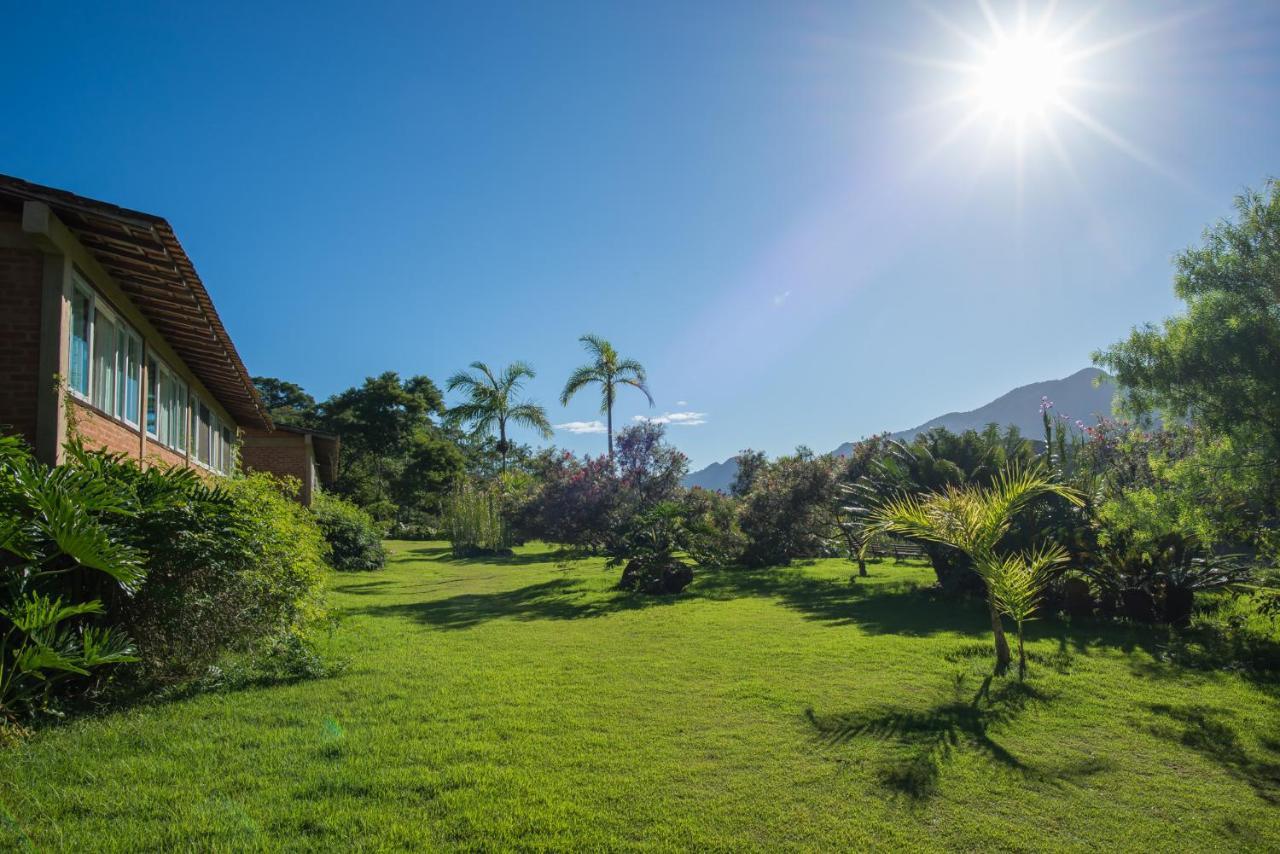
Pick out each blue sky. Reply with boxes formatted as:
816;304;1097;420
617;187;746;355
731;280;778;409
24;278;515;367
3;1;1277;468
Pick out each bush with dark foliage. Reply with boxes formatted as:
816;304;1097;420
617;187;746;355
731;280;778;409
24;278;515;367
312;492;387;571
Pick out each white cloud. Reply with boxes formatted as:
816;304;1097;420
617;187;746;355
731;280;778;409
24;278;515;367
773;290;792;306
634;411;708;427
555;420;607;434
676;400;688;407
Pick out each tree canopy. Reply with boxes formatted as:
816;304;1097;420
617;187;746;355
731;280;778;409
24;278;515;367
1096;179;1280;453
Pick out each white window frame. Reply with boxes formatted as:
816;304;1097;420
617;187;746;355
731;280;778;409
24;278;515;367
145;355;192;454
68;283;93;398
69;275;143;427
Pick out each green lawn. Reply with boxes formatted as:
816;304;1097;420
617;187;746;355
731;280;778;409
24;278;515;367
3;541;1278;851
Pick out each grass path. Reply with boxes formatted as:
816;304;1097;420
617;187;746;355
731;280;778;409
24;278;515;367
2;541;1279;850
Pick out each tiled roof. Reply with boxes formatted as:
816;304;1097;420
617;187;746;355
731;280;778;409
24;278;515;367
0;174;271;430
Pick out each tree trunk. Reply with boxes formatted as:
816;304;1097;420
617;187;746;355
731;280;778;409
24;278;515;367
499;420;507;474
857;557;868;577
1016;624;1027;681
606;402;613;458
988;598;1011;674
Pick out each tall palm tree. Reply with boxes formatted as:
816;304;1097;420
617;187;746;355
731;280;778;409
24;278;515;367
446;361;552;473
560;334;653;458
862;464;1081;678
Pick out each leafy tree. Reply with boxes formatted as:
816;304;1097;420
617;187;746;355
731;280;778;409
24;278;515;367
731;449;768;498
867;465;1081;678
834;434;894;576
1096;179;1280;453
446;361;552;473
739;451;843;567
252;376;319;427
560;334;653;457
321;372;462;524
614;422;688;509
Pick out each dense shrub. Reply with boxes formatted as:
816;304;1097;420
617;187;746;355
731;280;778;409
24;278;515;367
680;488;745;567
609;502;693;595
1;438;330;719
514;424;689;554
104;471;329;687
313;492;387;571
0;436;142;721
739;451;842;567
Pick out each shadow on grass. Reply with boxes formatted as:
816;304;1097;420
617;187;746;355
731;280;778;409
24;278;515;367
807;676;1109;801
353;578;681;630
331;579;397;596
694;567;992;639
1142;703;1280;804
393;545;580;568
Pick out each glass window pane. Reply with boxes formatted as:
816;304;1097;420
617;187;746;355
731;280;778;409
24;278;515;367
146;358;159;436
124;335;141;425
69;291;90;395
174;383;188;452
115;326;127;418
198;402;211;464
92;314;116;412
222;427;233;474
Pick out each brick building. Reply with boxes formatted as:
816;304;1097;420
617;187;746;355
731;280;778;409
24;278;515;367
0;174;335;503
241;425;339;507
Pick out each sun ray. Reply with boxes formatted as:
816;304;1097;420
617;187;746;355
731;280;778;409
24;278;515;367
1063;7;1208;63
1053;96;1187;186
1031;0;1062;40
915;0;990;53
910;106;988;175
977;0;1008;41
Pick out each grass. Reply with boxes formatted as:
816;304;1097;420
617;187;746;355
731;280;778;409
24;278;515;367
2;540;1279;851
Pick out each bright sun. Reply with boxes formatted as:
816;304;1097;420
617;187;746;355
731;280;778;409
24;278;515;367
973;34;1067;119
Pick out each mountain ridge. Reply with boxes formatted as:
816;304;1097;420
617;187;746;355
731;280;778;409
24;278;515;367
682;367;1115;492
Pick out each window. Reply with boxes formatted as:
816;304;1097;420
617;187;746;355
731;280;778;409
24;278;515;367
172;380;188;452
91;310;117;412
221;426;234;474
145;357;191;454
69;288;91;395
70;277;143;426
146;357;159;437
197;402;212;465
120;329;141;426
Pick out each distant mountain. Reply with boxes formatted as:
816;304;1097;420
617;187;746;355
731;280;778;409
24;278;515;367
683;457;741;492
683;367;1115;493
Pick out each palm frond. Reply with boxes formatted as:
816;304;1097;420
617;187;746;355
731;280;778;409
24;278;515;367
509;402;554;439
578;333;616;365
560;365;603;407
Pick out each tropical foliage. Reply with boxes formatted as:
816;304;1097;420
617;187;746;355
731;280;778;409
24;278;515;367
865;465;1082;678
1;436;331;721
560;334;653;457
446;361;552;473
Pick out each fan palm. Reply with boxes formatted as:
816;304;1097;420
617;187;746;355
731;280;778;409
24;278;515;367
863;464;1081;679
446;361;553;473
559;334;653;457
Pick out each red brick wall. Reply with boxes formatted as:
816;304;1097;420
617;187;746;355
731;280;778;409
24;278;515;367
0;246;45;447
68;400;141;458
241;429;311;500
144;441;189;471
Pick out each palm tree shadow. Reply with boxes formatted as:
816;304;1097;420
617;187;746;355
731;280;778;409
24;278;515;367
694;567;992;638
806;677;1108;801
1141;703;1280;804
